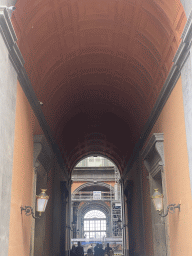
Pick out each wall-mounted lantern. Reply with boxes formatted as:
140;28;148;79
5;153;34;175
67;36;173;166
151;189;180;217
21;189;49;219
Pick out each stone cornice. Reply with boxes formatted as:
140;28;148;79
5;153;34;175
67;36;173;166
123;10;192;180
141;134;164;177
33;143;42;170
0;6;69;180
34;135;54;173
141;134;164;161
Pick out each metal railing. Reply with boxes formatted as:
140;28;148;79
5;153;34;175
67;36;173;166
72;191;115;201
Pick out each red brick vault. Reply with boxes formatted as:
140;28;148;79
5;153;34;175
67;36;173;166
12;0;186;174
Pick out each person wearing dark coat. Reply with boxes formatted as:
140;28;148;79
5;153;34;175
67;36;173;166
95;244;104;256
70;245;77;256
105;243;112;256
85;248;93;256
94;243;99;255
75;242;84;256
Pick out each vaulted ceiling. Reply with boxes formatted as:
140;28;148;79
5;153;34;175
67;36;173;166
12;0;186;173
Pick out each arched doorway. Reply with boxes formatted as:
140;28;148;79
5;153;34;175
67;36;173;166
84;210;107;239
70;156;123;255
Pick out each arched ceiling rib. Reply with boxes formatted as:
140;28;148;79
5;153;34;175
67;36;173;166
12;0;186;174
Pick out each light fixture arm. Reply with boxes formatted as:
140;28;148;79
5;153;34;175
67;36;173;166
159;204;181;217
21;206;40;219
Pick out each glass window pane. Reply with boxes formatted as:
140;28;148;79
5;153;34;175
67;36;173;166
84;210;107;239
101;232;106;238
84;232;89;238
84;220;89;231
89;232;95;238
89;157;94;162
95;220;100;230
90;220;94;230
84;210;106;219
101;220;106;230
96;232;101;238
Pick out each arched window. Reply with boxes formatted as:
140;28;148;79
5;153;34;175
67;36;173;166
84;210;106;239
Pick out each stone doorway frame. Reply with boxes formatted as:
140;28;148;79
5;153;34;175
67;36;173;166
142;133;170;256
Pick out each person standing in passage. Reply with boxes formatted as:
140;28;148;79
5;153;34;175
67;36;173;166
75;242;84;256
86;248;93;256
105;243;112;256
70;245;77;256
96;244;105;256
94;243;99;255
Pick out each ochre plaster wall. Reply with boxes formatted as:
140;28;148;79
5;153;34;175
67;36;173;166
8;82;34;256
105;181;115;187
71;182;86;193
142;77;192;255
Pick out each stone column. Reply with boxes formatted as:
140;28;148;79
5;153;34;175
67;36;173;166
123;197;129;256
72;202;80;239
124;181;133;256
66;185;71;254
120;179;126;256
60;181;70;256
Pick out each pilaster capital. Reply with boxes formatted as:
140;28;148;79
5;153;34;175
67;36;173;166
141;133;164;177
33;143;42;170
34;135;54;173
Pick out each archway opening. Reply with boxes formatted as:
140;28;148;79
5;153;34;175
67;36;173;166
71;155;123;255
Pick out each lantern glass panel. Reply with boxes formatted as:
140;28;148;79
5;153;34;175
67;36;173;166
152;189;163;211
36;198;48;212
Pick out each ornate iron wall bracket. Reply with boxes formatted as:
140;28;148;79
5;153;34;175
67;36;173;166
159;204;181;217
20;206;40;219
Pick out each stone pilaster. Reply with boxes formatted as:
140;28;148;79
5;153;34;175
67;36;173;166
142;133;170;256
